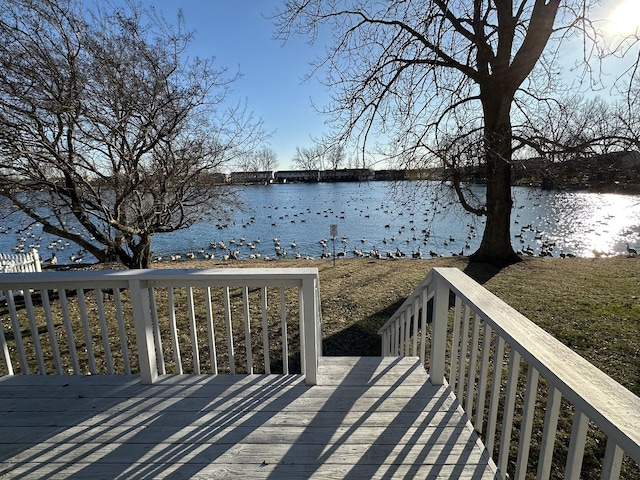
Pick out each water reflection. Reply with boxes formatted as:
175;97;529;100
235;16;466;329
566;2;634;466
1;182;639;262
512;189;640;258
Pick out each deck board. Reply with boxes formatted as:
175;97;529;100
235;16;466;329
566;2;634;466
0;356;498;479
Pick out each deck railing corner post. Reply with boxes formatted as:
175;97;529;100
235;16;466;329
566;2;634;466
429;271;449;385
129;278;158;385
302;274;319;386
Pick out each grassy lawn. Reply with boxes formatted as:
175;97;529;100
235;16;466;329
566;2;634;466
178;255;639;397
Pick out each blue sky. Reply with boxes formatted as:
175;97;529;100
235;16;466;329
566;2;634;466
139;1;639;171
142;1;329;170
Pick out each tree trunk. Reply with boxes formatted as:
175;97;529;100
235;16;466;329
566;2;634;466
470;89;521;266
129;235;151;268
121;236;152;269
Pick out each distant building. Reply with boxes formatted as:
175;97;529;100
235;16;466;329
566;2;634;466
319;168;374;182
203;172;230;184
374;169;408;181
274;170;320;183
230;171;274;184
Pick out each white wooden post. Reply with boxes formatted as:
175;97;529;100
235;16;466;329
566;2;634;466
301;275;319;385
429;273;449;385
31;249;42;272
129;278;158;384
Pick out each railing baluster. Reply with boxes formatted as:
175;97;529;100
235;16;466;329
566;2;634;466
148;288;165;375
261;286;270;375
96;290;114;375
419;288;428;364
404;309;411;356
411;297;419;357
565;409;589;480
6;291;28;374
280;287;288;375
77;288;97;375
399;311;405;357
113;289;131;375
465;313;481;417
475;322;492;434
515;364;539;480
398;317;402;356
449;296;463;390
242;287;253;374
59;289;79;374
392;320;398;356
186;286;200;374
498;350;521;475
167;287;183;374
485;335;505;456
0;312;14;375
457;303;471;401
223;286;235;374
41;289;62;375
205;287;217;375
601;439;623;480
24;290;45;374
537;385;562;480
381;330;388;356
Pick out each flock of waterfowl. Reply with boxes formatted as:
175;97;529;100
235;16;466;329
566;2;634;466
147;196;487;262
1;184;639;264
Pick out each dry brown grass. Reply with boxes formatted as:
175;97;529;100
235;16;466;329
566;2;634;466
165;255;640;395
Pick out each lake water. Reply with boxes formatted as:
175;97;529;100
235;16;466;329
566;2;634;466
2;181;640;263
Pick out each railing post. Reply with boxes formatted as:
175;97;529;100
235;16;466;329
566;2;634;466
129;278;158;385
302;275;319;386
429;272;449;385
31;249;42;272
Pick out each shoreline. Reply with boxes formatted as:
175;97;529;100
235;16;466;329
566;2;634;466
54;251;634;272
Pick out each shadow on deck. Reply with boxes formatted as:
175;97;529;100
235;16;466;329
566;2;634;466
0;357;498;479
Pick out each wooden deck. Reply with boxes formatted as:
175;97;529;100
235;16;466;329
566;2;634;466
0;356;498;479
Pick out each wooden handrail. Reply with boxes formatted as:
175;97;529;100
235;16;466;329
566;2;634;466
379;267;640;479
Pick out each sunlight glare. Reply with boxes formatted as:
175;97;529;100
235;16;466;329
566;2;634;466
608;0;640;36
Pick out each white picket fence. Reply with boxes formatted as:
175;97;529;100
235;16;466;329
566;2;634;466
378;267;640;480
0;249;41;273
0;268;322;385
0;250;42;302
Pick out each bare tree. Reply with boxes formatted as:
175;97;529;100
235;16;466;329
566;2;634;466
253;147;279;171
326;144;346;171
235;155;255;173
0;0;265;268
275;0;636;265
292;145;322;170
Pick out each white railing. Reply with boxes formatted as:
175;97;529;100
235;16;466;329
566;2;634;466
0;268;321;385
378;267;640;480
